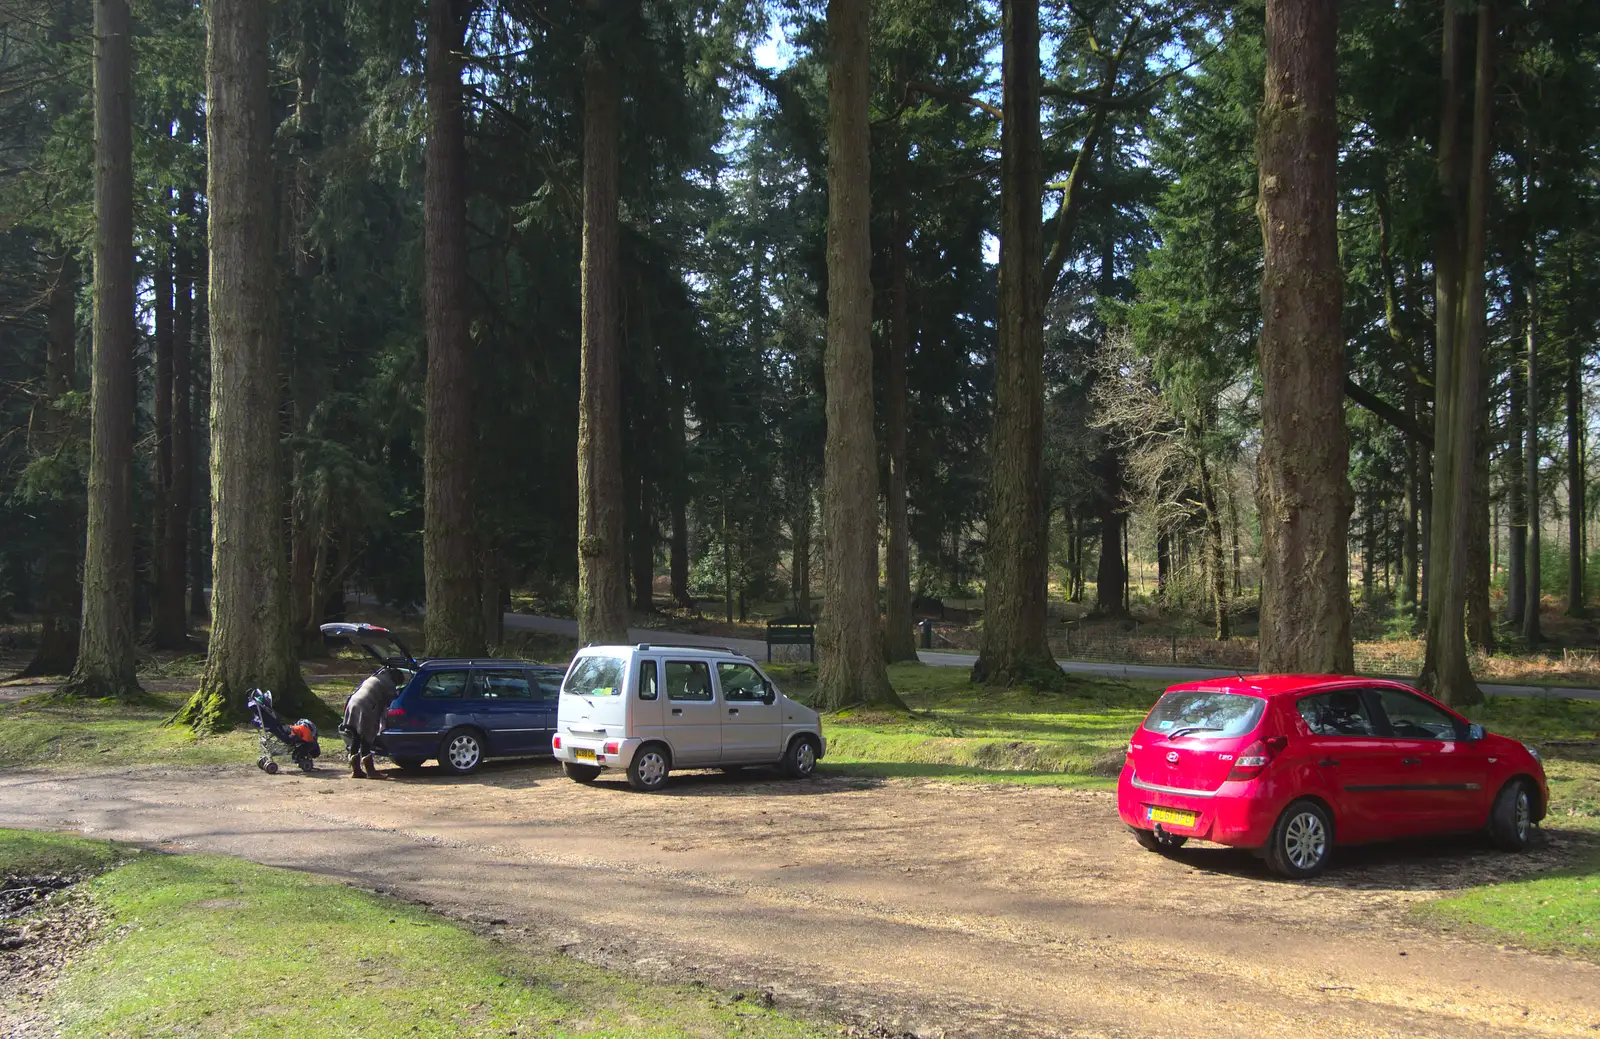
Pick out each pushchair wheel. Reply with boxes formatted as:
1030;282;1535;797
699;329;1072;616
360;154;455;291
297;757;316;773
256;754;270;771
264;760;280;775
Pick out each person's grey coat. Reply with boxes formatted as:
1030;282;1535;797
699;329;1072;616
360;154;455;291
343;670;397;745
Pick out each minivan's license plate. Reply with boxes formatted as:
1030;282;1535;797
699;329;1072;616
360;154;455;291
1148;806;1197;828
574;748;596;762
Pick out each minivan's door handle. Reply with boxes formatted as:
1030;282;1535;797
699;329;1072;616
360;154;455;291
671;708;683;716
1318;758;1339;767
728;708;739;715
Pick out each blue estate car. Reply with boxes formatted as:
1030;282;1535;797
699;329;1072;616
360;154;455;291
320;622;564;775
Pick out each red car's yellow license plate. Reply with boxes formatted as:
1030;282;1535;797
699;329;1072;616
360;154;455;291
1148;806;1197;828
574;748;596;762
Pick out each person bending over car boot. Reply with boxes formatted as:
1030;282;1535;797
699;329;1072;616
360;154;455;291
342;668;399;779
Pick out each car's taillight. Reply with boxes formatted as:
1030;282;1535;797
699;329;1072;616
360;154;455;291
603;741;620;755
552;735;563;750
1228;736;1287;780
384;707;405;722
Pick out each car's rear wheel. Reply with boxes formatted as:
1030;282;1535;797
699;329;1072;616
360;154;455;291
782;735;819;779
391;756;427;773
439;728;485;775
1488;778;1537;851
628;744;671;792
564;762;601;784
1131;827;1188;854
1265;799;1333;879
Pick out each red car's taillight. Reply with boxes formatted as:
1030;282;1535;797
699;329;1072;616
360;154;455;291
1228;735;1287;780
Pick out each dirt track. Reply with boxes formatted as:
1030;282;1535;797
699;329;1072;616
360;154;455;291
1;762;1596;1038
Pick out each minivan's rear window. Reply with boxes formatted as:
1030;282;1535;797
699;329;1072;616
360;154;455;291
1143;691;1265;738
563;655;625;697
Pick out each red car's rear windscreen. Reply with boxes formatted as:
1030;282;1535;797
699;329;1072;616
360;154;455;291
1142;691;1266;740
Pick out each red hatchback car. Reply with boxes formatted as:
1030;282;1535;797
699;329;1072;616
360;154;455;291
1117;675;1548;878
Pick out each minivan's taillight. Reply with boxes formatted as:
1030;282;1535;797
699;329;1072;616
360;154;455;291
552;735;563;750
1228;736;1288;781
603;741;620;755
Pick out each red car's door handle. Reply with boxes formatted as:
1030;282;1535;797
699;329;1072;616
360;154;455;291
1318;758;1339;767
1402;757;1421;765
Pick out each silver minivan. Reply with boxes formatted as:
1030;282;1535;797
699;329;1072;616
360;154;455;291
552;644;826;791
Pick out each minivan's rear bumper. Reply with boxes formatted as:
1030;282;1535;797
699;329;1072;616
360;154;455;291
1117;765;1279;848
553;732;640;771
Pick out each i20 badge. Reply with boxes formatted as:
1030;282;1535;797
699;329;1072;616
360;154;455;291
1166;751;1180;764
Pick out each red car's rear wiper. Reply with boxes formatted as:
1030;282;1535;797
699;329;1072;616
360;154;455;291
1165;726;1224;741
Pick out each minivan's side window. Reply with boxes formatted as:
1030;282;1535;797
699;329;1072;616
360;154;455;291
665;660;712;701
479;670;532;699
1374;689;1461;741
637;659;659;700
718;662;769;702
1297;690;1378;737
421;671;471;699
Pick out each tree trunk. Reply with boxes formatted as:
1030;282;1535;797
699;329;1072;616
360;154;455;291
1254;0;1352;675
1503;299;1527;622
1403;437;1419;608
1093;451;1128;618
631;469;654;613
1524;274;1542;642
792;494;812;621
1567;282;1587;615
1198;448;1230;640
1420;0;1490;706
177;0;318;731
157;199;193;646
62;0;141;699
972;0;1060;688
481;547;503;649
22;255;83;677
152;221;173;637
576;28;629;646
670;482;692;609
884;197;917;662
1156;529;1170;604
1466;419;1495;650
421;0;484;657
818;0;900;709
189;244;209;622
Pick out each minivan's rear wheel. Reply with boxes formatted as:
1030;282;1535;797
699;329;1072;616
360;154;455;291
1266;799;1333;879
439;728;484;775
1488;778;1537;851
782;735;819;779
1132;827;1188;854
564;762;601;784
627;744;671;792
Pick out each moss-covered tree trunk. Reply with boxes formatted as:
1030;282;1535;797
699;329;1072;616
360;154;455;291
62;0;141;700
177;0;316;732
1421;0;1491;707
421;0;484;658
973;0;1061;690
577;22;630;647
1254;0;1353;675
817;0;900;710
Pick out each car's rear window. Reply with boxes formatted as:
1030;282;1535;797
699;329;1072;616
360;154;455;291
563;655;626;697
1143;691;1266;738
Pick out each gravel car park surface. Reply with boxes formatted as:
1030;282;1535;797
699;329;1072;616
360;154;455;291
0;762;1596;1038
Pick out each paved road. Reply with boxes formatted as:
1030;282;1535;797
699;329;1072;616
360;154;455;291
4;765;1597;1038
505;613;1600;702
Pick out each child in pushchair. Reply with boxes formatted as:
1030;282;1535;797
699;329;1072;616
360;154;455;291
247;689;321;774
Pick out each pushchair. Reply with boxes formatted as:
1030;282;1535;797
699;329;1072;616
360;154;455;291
247;689;321;774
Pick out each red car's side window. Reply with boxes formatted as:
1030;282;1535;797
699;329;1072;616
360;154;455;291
1372;689;1462;741
1296;691;1378;737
